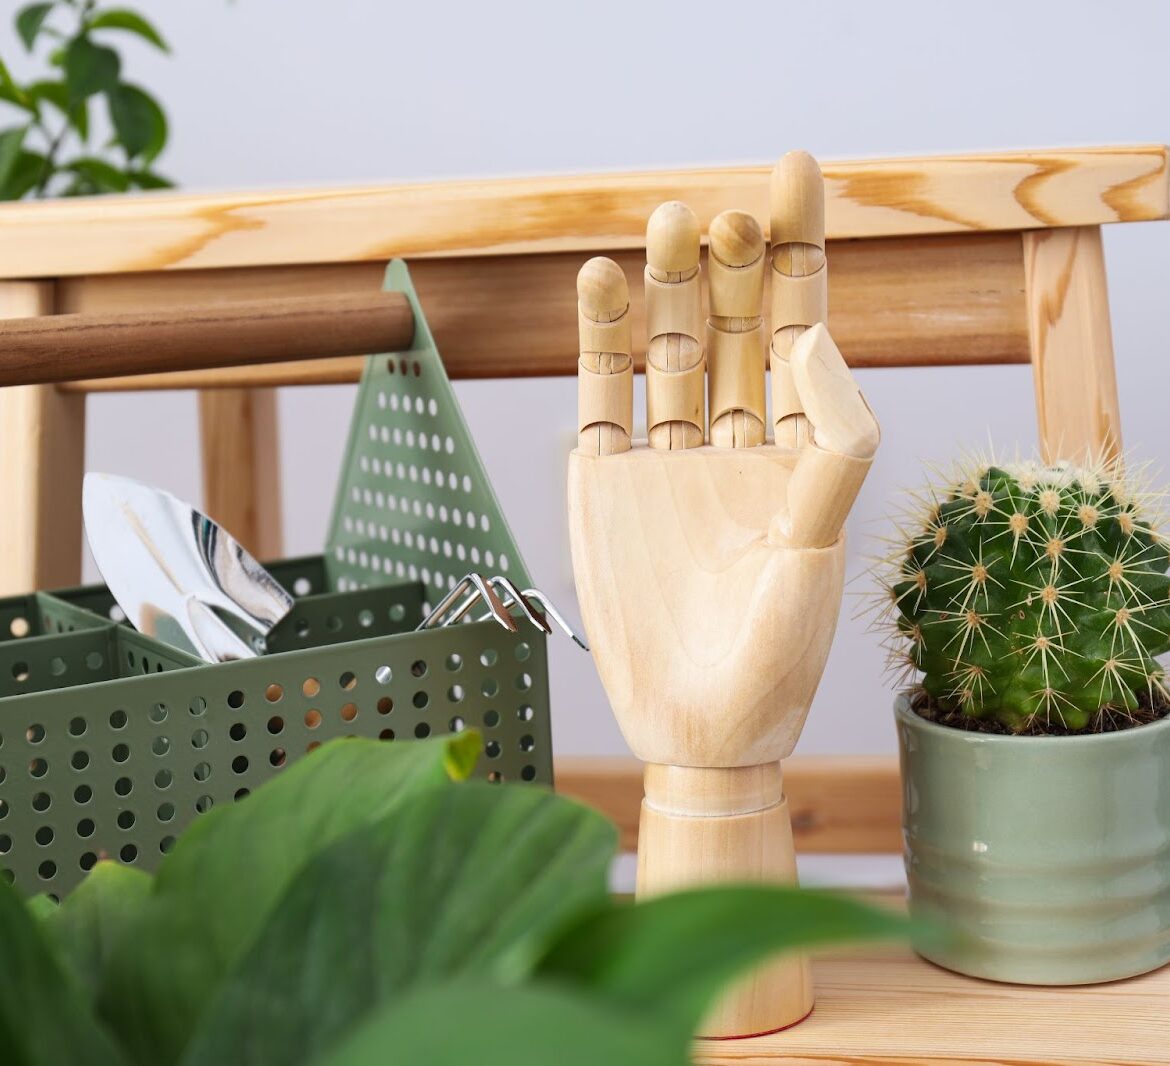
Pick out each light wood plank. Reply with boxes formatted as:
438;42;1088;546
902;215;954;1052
199;388;284;559
555;756;902;855
0;145;1164;278
0;282;86;595
695;910;1170;1066
1024;226;1123;463
57;231;1029;391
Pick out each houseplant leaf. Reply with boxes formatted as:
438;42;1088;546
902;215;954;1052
538;885;910;1032
0;126;29;188
0;58;35;112
87;10;170;52
107;84;166;161
63;156;131;192
182;781;617;1066
310;980;680;1066
0;877;128;1066
15;3;54;51
0;149;48;200
29;80;90;139
44;861;152;1003
64;37;121;106
128;168;173;190
99;734;480;1066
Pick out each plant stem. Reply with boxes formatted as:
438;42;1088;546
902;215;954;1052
32;0;95;197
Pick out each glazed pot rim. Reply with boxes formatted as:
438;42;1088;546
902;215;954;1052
893;690;1170;745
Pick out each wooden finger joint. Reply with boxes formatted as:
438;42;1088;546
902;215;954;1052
708;324;766;427
577;360;633;438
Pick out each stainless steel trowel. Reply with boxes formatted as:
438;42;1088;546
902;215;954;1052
83;472;293;662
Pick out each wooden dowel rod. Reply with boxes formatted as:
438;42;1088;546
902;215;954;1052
0;291;414;387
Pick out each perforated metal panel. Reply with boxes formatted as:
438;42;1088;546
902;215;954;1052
0;259;553;898
0;614;548;897
326;260;532;603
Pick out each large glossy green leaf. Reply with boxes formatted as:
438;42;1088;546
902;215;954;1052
15;3;54;51
0;877;129;1066
538;885;910;1033
106;83;166;161
311;980;680;1066
0;126;29;187
99;735;479;1066
87;9;170;51
64;37;121;105
45;862;151;1003
182;781;617;1066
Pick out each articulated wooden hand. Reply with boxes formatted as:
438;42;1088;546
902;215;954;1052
567;152;879;1038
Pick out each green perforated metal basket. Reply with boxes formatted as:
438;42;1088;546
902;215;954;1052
0;262;552;898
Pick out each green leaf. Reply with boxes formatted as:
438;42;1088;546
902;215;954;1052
0;149;49;200
106;83;166;162
311;980;681;1066
64;37;121;106
538;885;910;1034
99;736;473;1066
63;156;131;192
0;126;29;188
28;80;88;139
128;167;173;190
183;781;617;1066
16;3;54;51
87;9;169;52
25;893;60;920
0;877;129;1066
45;862;151;1002
0;58;35;113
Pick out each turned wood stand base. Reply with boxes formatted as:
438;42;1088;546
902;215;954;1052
637;763;813;1038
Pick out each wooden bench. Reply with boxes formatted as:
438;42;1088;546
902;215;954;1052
0;145;1167;1063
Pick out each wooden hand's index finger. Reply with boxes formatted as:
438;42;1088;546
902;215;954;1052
577;256;633;456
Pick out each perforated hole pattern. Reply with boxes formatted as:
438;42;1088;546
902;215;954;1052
325;261;531;609
0;619;549;897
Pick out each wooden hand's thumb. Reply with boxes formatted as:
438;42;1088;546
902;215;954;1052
769;324;879;548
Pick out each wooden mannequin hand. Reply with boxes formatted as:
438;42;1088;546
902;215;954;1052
567;152;880;768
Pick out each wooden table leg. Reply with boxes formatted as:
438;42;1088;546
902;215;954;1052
1023;225;1122;464
199;387;284;559
0;280;86;596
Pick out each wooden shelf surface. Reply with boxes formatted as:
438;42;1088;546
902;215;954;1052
696;895;1169;1066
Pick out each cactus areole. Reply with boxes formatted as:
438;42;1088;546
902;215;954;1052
883;457;1170;733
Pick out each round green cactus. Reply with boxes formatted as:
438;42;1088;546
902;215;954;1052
880;456;1170;732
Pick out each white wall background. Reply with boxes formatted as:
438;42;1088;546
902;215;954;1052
3;0;1168;764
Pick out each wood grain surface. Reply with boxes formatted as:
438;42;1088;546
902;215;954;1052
695;907;1170;1066
56;231;1028;391
554;756;903;855
199;389;284;560
1024;226;1123;463
0;281;86;596
0;292;413;387
0;145;1163;278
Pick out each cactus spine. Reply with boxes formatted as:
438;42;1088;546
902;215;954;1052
880;456;1170;732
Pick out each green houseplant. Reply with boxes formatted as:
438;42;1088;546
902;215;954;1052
0;733;905;1065
877;453;1170;984
0;1;172;200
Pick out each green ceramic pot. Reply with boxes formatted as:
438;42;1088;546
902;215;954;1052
896;693;1170;984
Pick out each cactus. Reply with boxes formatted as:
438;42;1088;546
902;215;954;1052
879;455;1170;732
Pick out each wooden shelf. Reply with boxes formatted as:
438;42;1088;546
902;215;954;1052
696;897;1169;1065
